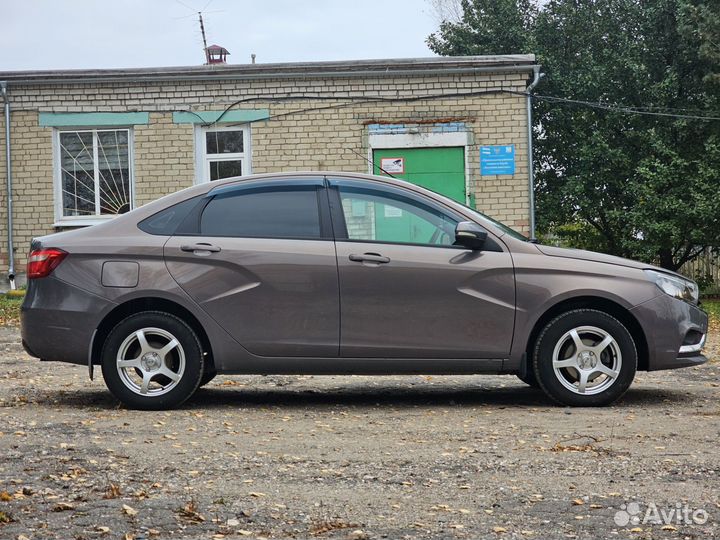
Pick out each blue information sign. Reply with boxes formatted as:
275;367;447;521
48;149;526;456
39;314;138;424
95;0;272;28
480;145;516;176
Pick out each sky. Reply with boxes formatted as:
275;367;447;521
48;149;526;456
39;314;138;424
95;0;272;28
0;0;441;72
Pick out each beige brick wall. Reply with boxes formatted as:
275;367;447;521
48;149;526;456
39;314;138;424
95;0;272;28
0;110;56;271
133;113;194;206
0;70;531;269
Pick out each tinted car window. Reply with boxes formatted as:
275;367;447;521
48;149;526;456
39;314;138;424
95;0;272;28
138;196;202;235
338;186;458;246
200;187;322;238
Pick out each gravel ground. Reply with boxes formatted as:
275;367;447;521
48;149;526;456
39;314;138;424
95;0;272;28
0;325;718;540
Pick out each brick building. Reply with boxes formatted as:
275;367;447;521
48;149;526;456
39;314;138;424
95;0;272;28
0;55;537;282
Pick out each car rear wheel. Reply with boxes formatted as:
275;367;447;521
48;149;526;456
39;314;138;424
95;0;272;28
101;311;204;410
533;309;637;406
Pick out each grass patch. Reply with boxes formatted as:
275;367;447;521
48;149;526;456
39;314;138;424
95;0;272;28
703;299;720;322
0;295;23;326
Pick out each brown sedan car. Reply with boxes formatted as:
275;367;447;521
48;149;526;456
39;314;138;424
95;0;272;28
21;172;708;409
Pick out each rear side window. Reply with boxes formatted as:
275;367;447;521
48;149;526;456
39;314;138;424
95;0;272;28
200;187;322;238
138;196;201;235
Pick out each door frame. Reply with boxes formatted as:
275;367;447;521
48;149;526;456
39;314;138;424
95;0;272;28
367;131;472;205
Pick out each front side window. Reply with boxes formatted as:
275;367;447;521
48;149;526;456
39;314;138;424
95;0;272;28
200;187;322;238
57;129;133;221
338;186;459;246
200;127;249;182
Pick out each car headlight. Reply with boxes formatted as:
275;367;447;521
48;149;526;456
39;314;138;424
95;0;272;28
644;269;699;304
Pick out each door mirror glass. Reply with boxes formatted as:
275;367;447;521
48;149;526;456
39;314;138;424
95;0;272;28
454;221;488;250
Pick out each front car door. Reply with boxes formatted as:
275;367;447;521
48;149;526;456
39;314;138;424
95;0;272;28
329;178;515;359
164;178;339;357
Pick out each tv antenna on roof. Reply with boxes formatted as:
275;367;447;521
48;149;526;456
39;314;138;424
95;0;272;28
198;12;209;64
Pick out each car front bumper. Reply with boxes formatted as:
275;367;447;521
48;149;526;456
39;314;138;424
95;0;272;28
630;293;709;371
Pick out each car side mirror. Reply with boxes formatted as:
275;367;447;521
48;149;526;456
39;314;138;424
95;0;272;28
454;221;488;250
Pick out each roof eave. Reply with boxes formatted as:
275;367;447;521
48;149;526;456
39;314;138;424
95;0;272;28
0;55;537;85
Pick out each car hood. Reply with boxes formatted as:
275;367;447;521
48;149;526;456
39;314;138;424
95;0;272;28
535;244;652;271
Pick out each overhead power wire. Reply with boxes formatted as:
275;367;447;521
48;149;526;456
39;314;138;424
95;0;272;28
201;88;522;127
177;88;720;131
531;94;720;122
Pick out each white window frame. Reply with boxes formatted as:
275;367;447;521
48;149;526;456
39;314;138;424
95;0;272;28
52;127;135;227
194;124;252;184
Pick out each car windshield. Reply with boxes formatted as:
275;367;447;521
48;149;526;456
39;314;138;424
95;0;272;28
459;203;529;242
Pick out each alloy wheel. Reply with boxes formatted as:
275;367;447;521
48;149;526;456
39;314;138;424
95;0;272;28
551;325;622;395
115;327;186;396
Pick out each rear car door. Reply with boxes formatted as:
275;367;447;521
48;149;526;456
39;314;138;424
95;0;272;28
329;178;515;359
164;178;340;357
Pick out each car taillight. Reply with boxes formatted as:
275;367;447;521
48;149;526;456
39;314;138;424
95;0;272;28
27;248;68;279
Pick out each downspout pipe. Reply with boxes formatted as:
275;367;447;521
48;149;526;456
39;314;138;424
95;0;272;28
526;65;544;240
1;81;15;290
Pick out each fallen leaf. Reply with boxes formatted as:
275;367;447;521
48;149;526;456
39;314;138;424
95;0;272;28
572;499;585;506
493;527;507;533
177;499;205;523
248;492;267;498
53;502;75;512
661;525;677;531
96;526;111;533
103;483;121;499
630;527;643;533
122;504;138;517
0;492;11;502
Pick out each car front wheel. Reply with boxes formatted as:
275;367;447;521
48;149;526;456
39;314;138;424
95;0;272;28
101;311;204;410
533;309;637;406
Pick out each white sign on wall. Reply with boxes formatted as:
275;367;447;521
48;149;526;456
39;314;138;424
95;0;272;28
380;157;405;174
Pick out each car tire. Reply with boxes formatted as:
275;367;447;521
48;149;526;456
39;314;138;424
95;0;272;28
516;371;540;388
199;370;217;387
533;309;637;407
101;311;204;410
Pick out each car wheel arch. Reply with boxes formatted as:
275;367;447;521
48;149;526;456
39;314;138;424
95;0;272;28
523;296;649;373
90;297;215;374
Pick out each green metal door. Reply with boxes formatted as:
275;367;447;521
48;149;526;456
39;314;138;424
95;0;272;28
372;147;465;245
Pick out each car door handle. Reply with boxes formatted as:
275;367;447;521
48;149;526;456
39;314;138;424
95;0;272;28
349;252;390;264
180;243;222;253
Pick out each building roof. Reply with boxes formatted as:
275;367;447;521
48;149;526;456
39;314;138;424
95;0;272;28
0;55;536;85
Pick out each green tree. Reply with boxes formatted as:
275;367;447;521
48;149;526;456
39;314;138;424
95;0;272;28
427;0;538;56
428;0;720;271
